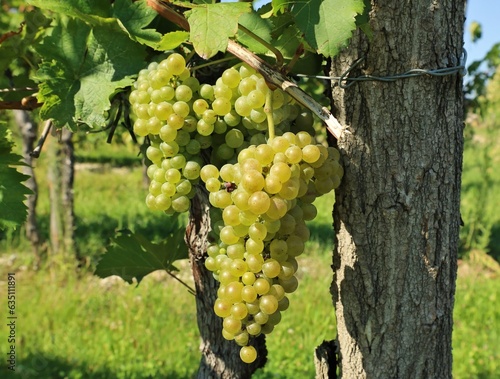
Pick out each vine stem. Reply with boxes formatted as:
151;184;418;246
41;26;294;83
166;270;196;295
147;0;344;140
30;119;52;158
0;98;42;110
0;87;37;93
189;56;235;71
264;90;275;141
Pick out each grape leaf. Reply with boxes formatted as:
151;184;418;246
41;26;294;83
236;11;273;55
272;0;288;15
29;0;164;49
0;12;26;76
0;124;31;230
157;31;190;51
0;8;50;101
260;0;287;18
291;0;364;57
33;16;146;129
28;0;110;21
185;2;251;59
109;0;164;48
95;230;188;285
272;24;301;59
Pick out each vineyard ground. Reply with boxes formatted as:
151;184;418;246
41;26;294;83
0;146;498;378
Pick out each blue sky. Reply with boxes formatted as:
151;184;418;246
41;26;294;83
464;1;499;64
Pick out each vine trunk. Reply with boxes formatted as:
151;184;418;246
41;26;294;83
329;1;465;377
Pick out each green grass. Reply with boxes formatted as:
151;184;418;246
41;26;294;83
0;252;498;378
0;270;199;379
0;253;337;379
453;266;500;379
0;161;183;264
459;115;500;260
1;141;499;378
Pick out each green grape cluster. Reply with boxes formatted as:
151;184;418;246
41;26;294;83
200;132;343;363
129;55;314;215
129;53;344;363
129;53;205;214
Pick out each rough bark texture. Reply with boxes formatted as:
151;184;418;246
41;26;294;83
330;1;465;378
47;129;78;259
314;340;338;379
13;110;41;263
186;189;267;379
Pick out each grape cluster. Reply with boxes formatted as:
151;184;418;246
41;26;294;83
200;134;343;362
129;55;318;214
129;53;205;214
129;53;344;363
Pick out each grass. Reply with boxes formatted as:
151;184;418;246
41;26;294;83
0;251;338;379
459;113;500;260
453;262;500;379
1;138;499;378
0;248;498;378
0;270;199;379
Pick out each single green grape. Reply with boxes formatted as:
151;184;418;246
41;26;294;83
165;53;186;75
240;346;257;363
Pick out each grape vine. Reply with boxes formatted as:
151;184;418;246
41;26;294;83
129;53;343;362
1;0;365;369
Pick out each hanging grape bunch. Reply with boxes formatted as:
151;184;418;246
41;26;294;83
129;53;344;363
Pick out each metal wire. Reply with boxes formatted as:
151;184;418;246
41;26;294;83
296;50;468;89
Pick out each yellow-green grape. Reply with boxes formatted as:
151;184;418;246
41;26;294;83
259;295;279;315
240;346;257;364
234;331;250;347
214;298;232;318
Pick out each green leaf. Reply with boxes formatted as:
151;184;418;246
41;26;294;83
185;2;251;59
111;0;164;49
289;51;323;76
291;0;364;57
33;16;146;129
469;21;482;43
157;31;190;51
95;230;188;285
272;24;302;59
272;0;288;14
29;0;164;49
356;0;372;40
0;124;31;230
260;0;287;18
236;11;273;55
0;8;50;101
28;0;111;22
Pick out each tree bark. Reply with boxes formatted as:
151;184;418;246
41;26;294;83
13;110;41;265
47;129;78;261
59;128;78;259
314;340;338;379
330;1;465;378
186;188;267;379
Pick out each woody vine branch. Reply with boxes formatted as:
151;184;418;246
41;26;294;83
147;0;344;141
